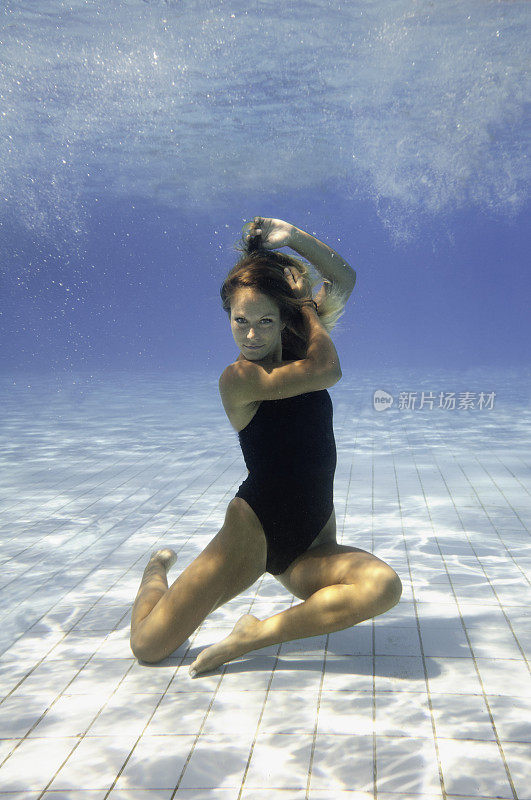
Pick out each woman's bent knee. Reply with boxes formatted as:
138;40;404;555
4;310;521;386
130;632;160;664
345;559;402;612
130;627;185;665
372;564;402;610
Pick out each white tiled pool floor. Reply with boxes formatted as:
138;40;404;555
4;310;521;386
0;368;529;799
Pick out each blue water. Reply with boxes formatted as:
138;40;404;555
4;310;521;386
1;0;529;377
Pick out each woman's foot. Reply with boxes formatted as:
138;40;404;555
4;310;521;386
150;548;177;571
189;614;262;677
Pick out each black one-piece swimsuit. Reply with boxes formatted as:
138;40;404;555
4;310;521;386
234;388;337;575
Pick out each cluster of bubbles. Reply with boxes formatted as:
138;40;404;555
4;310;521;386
0;0;528;247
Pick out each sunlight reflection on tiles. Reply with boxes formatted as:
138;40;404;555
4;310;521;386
201;690;265;738
1;370;529;795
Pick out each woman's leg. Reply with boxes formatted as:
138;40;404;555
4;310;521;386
130;498;267;663
189;543;401;676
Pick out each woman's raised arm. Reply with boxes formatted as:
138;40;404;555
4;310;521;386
288;225;356;299
247;217;356;303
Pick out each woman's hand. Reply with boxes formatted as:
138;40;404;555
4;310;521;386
313;279;333;311
283;265;312;301
243;217;295;250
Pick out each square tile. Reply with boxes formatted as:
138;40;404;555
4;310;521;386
29;693;106;738
48;734;137;791
259;689;319;734
146;691;214;736
375;626;421;656
502;741;531;799
418;623;471;657
320;655;372;692
65;658;133;696
243;733;313;789
317;690;373;735
88;691;162;737
327;626;372;656
178;735;251;789
0;694;50;737
114;734;196;790
374;655;426;692
487;694;531;743
375;691;433;738
310;734;373;791
475;657;530;696
437;738;513;797
201;690;265;738
375;736;441;794
430;693;496;740
270;654;326;691
425;657;483;694
0;737;78;791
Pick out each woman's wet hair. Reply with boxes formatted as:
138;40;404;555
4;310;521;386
220;221;347;359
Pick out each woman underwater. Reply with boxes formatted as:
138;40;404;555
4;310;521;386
130;216;402;676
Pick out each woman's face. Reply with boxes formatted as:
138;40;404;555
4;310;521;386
230;287;285;362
